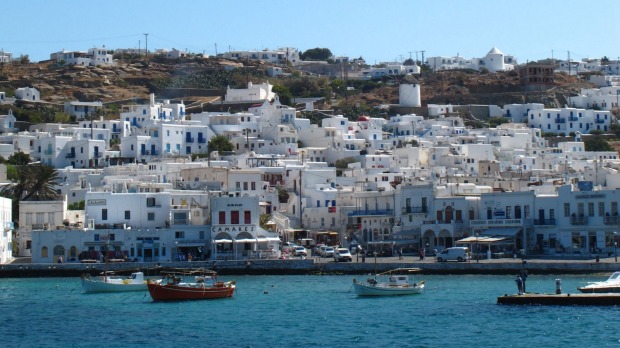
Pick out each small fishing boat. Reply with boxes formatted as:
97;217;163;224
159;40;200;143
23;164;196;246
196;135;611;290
147;269;235;301
577;271;620;293
352;268;425;296
81;271;148;293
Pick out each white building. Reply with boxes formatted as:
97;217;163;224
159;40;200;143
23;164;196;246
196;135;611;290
15;87;40;101
427;47;516;72
225;82;276;103
527;107;612;134
64;101;104;120
0;197;12;264
51;47;114;66
221;47;300;66
568;86;620;112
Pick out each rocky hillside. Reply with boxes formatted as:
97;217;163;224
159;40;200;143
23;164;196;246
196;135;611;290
0;58;595;117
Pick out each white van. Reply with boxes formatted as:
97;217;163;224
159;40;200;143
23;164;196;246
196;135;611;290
436;247;470;262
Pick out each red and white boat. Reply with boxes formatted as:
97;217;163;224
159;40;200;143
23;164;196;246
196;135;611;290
147;269;235;301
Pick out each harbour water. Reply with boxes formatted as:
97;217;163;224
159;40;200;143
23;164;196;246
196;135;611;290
1;273;618;347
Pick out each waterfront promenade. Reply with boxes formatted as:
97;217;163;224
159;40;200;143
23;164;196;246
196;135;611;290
2;254;620;277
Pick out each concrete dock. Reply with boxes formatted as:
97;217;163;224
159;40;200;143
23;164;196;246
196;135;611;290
497;293;620;306
3;254;620;277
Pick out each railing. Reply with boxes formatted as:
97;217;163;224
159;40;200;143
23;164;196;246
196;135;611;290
596;119;606;124
555;118;566;123
570;216;588;225
172;219;189;225
65;153;76;158
197;138;206;143
534;218;556;225
348;209;394;217
186;137;194;143
569;116;578;121
604;216;619;225
402;206;427;214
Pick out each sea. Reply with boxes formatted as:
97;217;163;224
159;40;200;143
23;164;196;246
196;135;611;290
1;273;619;348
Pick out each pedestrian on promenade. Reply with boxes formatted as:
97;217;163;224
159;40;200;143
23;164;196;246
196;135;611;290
398;248;403;260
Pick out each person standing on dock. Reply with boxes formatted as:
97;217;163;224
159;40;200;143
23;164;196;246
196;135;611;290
515;275;523;295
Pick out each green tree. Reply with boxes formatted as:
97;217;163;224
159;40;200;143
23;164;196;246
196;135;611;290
207;135;234;157
272;84;293;106
6;151;30;166
300;48;332;61
584;136;613;152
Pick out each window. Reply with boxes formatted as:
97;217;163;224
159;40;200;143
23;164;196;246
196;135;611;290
243;182;248;190
102;209;108;220
244;211;251;224
148;212;155;221
146;197;155;207
599;202;605;216
231;211;240;224
251;182;256;190
588;202;594;217
505;206;511;219
218;211;226;224
175;231;185;239
41;246;48;258
125;210;131;219
563;203;570;217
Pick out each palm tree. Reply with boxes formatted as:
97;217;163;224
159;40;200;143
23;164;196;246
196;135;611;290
1;164;61;226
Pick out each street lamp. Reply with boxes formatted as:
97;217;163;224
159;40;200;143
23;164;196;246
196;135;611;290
614;232;617;262
475;233;479;263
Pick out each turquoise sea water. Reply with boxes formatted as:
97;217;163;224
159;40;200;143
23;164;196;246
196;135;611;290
1;273;619;348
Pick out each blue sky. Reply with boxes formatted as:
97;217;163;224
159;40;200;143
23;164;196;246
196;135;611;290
4;0;620;65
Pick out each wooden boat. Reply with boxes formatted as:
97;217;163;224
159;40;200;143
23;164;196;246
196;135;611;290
81;271;147;293
577;271;620;293
147;269;235;301
352;268;425;296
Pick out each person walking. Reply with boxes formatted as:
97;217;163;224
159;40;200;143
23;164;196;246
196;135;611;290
398;248;403;260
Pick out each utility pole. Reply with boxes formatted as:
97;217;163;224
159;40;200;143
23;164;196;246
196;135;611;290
420;50;425;66
143;33;149;58
568;51;571;76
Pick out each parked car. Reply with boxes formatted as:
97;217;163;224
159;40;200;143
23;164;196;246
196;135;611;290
315;244;327;256
333;248;352;262
322;247;335;257
293;246;308;257
282;242;297;253
436;247;470;262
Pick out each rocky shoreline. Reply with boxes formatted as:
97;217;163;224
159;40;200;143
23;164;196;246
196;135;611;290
2;256;618;277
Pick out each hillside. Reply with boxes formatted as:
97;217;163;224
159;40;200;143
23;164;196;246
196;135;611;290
0;58;595;119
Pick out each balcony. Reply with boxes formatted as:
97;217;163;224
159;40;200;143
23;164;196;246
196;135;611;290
570;215;588;225
554;118;566;124
402;206;427;214
186;137;195;143
534;218;556;226
569;116;578;121
197;138;206;143
348;209;394;217
595;119;606;124
604;216;619;225
65;153;76;158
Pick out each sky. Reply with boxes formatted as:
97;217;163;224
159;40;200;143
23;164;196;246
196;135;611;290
3;0;620;65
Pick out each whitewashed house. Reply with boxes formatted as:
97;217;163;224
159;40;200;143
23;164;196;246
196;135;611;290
15;87;40;101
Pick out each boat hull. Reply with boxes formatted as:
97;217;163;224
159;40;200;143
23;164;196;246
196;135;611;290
147;281;235;301
577;286;620;293
498;293;620;305
81;276;147;293
353;283;424;296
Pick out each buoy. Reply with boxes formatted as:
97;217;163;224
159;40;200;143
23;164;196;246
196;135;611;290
264;291;268;294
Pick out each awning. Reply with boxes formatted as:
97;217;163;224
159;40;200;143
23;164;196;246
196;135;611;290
213;239;233;244
233;238;257;243
480;227;521;237
456;236;506;244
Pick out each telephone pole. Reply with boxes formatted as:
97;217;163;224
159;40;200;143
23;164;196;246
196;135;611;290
143;33;149;58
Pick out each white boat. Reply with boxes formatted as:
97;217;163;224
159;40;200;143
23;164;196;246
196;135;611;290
81;271;148;293
352;268;425;296
577;271;620;293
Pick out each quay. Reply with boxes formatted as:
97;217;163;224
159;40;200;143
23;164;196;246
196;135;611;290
3;255;620;277
497;293;620;306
